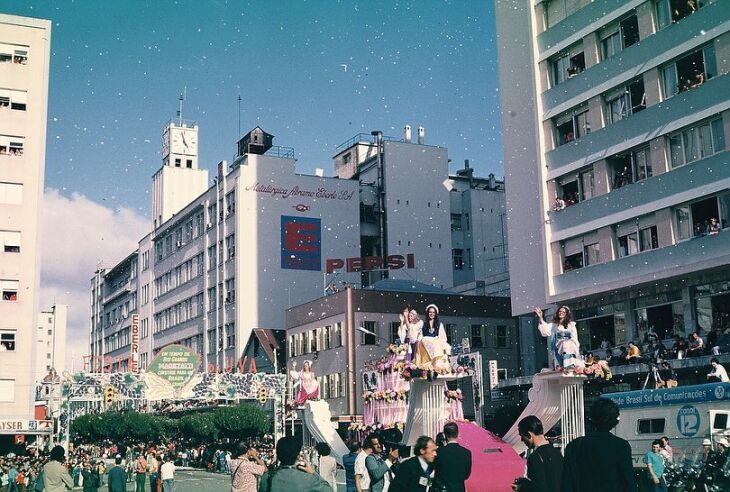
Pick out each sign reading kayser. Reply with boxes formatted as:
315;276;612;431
146;345;199;388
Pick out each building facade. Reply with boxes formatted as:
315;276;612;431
35;304;67;382
496;0;730;352
89;124;511;379
285;285;519;422
0;14;51;421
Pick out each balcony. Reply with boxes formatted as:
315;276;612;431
552;233;730;301
103;279;131;304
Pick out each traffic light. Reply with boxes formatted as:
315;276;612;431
103;385;117;405
258;387;267;404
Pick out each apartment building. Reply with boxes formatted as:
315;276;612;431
35;304;67;383
0;14;51;421
496;0;730;351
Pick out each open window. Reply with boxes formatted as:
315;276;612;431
554;105;589;147
675;195;723;240
601;13;640;60
656;0;705;29
1;280;18;301
609;146;652;190
662;44;716;98
0;330;15;351
562;237;585;272
605;79;646;125
551;42;585;86
669;117;725;168
556;166;594;207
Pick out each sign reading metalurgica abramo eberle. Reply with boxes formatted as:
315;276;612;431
147;345;199;388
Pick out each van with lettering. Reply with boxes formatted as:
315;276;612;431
603;382;730;467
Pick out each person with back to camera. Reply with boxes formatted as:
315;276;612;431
257;436;331;492
433;422;471;492
315;443;337;492
230;442;267;492
562;398;636;492
512;416;562;492
43;446;73;492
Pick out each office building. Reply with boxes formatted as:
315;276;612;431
0;14;51;423
496;0;730;352
35;304;67;382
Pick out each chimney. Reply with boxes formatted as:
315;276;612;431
404;125;412;143
417;126;425;145
489;173;496;189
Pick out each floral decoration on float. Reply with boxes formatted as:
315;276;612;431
572;360;612;381
444;389;464;403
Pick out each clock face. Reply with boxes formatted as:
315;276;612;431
162;129;170;157
171;129;197;155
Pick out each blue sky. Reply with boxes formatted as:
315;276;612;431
3;0;502;215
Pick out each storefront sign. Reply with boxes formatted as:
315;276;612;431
0;419;52;435
326;254;415;273
147;345;199;388
245;182;355;201
130;314;140;373
281;216;321;271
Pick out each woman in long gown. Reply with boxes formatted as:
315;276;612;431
534;306;584;370
398;308;423;360
291;360;320;406
416;304;451;368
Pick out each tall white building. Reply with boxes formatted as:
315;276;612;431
496;0;730;350
0;14;51;420
35;304;67;382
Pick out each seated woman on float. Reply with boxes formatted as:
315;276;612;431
415;304;452;371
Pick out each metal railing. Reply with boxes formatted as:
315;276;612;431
334;133;402;152
232;144;295;163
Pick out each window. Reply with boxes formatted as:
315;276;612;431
605;80;645;125
225;323;235;349
390;321;400;344
556;165;594;206
0;380;14;402
496;325;509;348
13;49;27;65
226;190;236;215
550;43;585;86
675;206;692;240
584;243;601;266
226;234;235;259
639;226;658;251
361;321;378;345
451;214;462;231
617;230;639;258
470;325;484;348
0;182;23;204
554;106;589;146
601;14;640;60
638;418;666;434
1;230;20;253
662;44;716;98
616;218;658;256
656;0;705;29
546;0;583;28
452;249;464;270
0;330;15;351
186;159;192;169
334;323;343;347
225;278;235;304
1;280;18;301
208;245;217;270
670;118;724;168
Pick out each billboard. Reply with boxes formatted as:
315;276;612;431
281;216;321;271
146;344;200;389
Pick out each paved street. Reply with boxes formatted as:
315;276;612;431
88;468;346;492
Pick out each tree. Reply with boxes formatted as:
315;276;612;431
179;413;217;444
213;405;269;440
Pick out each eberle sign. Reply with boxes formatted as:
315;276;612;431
130;314;140;373
326;254;415;274
147;345;199;388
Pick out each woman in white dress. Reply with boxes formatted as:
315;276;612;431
292;360;320;406
534;306;584;370
315;442;337;491
416;304;451;367
398;308;423;360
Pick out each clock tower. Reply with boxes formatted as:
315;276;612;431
152;120;208;228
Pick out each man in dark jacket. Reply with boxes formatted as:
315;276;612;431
107;456;126;492
434;422;472;492
562;398;637;492
513;416;562;492
389;436;439;492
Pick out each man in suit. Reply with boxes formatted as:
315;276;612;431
434;422;472;492
107;456;126;492
562;398;637;492
389;436;439;492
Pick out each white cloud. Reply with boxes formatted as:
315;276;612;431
40;189;149;372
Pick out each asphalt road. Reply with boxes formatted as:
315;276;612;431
84;468;346;492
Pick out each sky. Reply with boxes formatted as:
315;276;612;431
1;0;503;368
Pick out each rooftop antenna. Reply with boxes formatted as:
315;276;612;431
177;86;187;126
238;95;242;136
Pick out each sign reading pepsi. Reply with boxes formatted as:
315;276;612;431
281;216;321;271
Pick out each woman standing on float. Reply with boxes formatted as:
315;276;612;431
398;307;423;361
416;304;451;366
291;360;320;406
534;306;583;370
